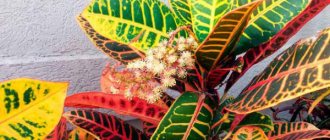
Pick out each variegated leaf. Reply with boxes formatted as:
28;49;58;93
267;122;330;140
45;117;68;140
226;0;329;91
151;92;214;140
142;122;157;137
308;88;330;113
195;1;262;71
64;92;168;125
233;126;268;140
169;0;192;24
191;0;256;42
238;112;273;132
80;0;184;54
0;78;68;140
234;0;311;54
64;110;148;140
77;15;144;63
227;28;330;114
277;130;330;140
68;128;99;140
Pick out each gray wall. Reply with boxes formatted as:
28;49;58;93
0;1;329;106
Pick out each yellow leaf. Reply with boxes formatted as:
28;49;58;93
0;78;68;139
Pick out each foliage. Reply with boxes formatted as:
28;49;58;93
2;0;330;139
0;78;68;139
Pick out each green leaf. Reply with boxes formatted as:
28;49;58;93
0;78;68;139
191;0;230;42
237;112;273;132
64;110;148;140
151;92;214;140
77;15;145;63
225;0;330;91
191;0;256;42
79;0;184;61
233;0;310;54
195;1;262;71
169;0;192;24
232;126;268;140
227;28;330;114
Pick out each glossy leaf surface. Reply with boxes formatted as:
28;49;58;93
77;15;144;63
169;0;192;24
233;126;268;140
195;1;261;71
227;28;330;114
68;128;99;140
64;110;148;140
226;0;329;91
81;0;182;53
65;92;168;124
238;112;273;132
191;0;255;42
45;117;68;140
0;78;68;140
151;92;214;140
267;122;330;139
234;0;310;54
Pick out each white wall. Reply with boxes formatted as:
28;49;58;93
0;1;329;99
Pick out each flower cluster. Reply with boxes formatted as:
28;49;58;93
124;35;198;103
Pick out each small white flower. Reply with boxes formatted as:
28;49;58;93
187;36;195;44
154;51;165;59
181;51;192;59
153;86;163;94
178;57;186;67
124;89;133;100
192;42;198;49
161;77;176;87
177;43;186;51
166;54;178;64
164;68;177;77
159;40;168;47
178;37;185;44
109;86;119;94
177;69;187;78
186;58;195;67
151;60;166;74
146;60;154;70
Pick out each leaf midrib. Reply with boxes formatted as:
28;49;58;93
182;94;206;139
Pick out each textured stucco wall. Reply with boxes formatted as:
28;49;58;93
0;1;329;118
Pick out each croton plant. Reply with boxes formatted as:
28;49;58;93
1;0;330;139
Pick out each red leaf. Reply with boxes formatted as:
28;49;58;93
65;92;168;125
142;122;157;137
226;0;329;91
45;117;67;140
64;110;148;140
